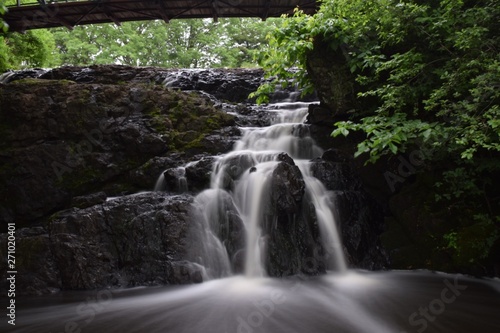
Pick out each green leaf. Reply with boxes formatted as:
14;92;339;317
422;128;432;140
388;142;398;154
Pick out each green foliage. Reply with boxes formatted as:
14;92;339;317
332;113;443;162
0;29;60;71
259;0;499;160
250;9;315;103
213;18;279;68
0;17;278;71
0;36;8;70
258;0;500;270
0;0;8;33
2;0;60;70
0;1;9;69
50;18;279;68
444;215;500;265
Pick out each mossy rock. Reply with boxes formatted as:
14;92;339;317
0;78;236;225
8;78;76;86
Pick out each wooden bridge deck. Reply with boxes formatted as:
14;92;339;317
2;0;318;32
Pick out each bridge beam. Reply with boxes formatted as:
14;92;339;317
3;0;319;32
56;15;75;30
156;0;170;23
38;2;75;31
262;0;271;21
211;0;219;22
103;7;122;26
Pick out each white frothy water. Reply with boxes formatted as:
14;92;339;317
234;161;277;277
298;161;347;271
188;102;346;277
190;189;233;278
155;164;192;192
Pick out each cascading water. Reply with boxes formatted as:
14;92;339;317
187;101;346;278
6;75;500;333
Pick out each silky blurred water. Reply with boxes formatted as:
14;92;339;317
5;270;500;333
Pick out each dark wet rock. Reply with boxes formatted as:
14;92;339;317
159;155;216;193
168;261;204;284
271;162;305;214
0;68;49;83
0;227;60;295
310;159;362;192
0;192;200;295
264;160;325;277
321;148;350;163
188;189;245;274
32;66;267;103
199;126;242;154
308;154;389;269
306;41;358;116
129;155;185;190
275;152;296;165
4;65;316;107
71;191;107;209
210;192;245;270
333;191;389;270
0;80;234;225
231;104;274;127
306;103;336;126
162;167;189;193
163;68;266;103
185;156;216;192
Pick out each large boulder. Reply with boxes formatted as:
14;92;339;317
0;79;234;225
0;192;201;296
270;161;305;215
306;41;359;116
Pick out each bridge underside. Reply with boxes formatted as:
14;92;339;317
2;0;318;32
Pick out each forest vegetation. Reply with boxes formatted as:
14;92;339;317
255;0;499;272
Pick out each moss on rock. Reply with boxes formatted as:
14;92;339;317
0;77;235;225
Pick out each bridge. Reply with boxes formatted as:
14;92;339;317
2;0;318;32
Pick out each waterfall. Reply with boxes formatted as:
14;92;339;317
298;162;347;272
8;68;500;333
186;101;347;278
0;71;15;84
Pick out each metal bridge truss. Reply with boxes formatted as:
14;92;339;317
2;0;318;32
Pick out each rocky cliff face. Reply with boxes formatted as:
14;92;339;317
11;193;200;295
0;65;389;295
0;78;235;225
